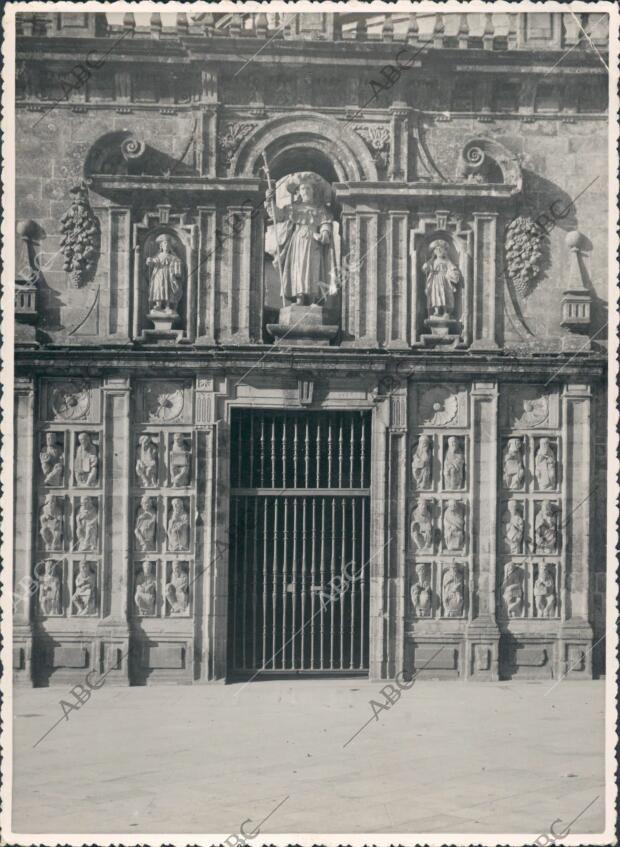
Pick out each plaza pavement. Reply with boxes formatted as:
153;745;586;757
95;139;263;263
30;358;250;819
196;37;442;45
11;678;606;837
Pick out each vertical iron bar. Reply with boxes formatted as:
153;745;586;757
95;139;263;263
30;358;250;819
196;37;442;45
242;497;249;670
232;496;239;669
237;415;243;487
252;497;258;670
310;497;316;669
282;497;288;670
330;496;336;669
293;419;298;488
360;415;366;488
262;497;268;669
328;417;333;487
271;418;276;488
340;496;346;669
301;497;307;668
319;497;326;670
272;496;278;668
349;415;355;487
338;415;343;487
292;496;298;669
305;420;310;488
360;496;366;669
249;414;254;488
350;497;356;669
316;418;321;488
282;418;287;490
260;415;265;487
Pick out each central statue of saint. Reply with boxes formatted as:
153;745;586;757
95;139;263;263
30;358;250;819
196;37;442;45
265;172;333;305
146;233;183;314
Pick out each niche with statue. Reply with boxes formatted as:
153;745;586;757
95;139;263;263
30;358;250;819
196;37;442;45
263;171;341;345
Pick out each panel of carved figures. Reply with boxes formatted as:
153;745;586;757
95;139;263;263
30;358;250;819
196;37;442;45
133;559;191;618
34;559;99;618
409;560;468;619
408;385;471;623
499;559;559;619
134;431;193;488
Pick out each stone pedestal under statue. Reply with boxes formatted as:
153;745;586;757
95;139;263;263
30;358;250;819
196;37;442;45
420;315;463;349
141;310;185;343
267;304;338;346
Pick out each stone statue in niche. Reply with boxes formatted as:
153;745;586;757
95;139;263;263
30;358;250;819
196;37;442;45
40;433;65;485
76;496;98;551
411;435;432;489
534;562;556;618
165;561;190;615
264;171;338;346
36;560;62;616
423;240;462;319
411;563;432;617
170;434;191;486
535;501;558;554
135;435;159;487
442;562;464;617
134;495;157;552
74;432;98;486
147;234;183;313
167;497;190;551
443;499;465;551
410;499;434;552
535;438;557;491
72;561;97;615
502;561;524;618
502;500;524;554
40;494;64;551
503;438;525;490
443;436;465;490
134;560;157;616
265;172;333;305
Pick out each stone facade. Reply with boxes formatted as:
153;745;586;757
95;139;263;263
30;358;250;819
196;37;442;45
13;11;608;684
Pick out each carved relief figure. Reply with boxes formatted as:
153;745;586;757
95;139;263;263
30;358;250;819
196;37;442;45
167;498;190;551
135;435;159;487
503;438;525;490
503;500;524;554
134;495;157;552
502;561;524;618
74;432;98;486
410;563;432;617
134;560;157;616
442;562;464;617
36;559;62;616
443;499;465;552
265;172;333;305
72;561;97;616
410;499;434;552
443;436;465;490
170;434;191;487
535;438;557;491
411;435;432;489
40;432;64;485
76;496;98;551
39;494;64;551
165;562;190;615
146;233;183;314
422;240;462;318
535;501;558;554
534;562;557;618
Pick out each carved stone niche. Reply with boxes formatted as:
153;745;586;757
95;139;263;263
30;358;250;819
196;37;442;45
132;215;198;344
410;216;473;349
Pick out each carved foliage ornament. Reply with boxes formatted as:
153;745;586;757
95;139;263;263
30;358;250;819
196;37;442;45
218;122;257;164
59;181;99;288
504;216;545;297
353;124;390;170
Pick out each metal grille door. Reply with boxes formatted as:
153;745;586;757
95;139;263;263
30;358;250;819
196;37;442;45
229;410;371;676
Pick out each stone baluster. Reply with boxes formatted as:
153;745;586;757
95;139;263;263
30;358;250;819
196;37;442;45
382;13;394;42
357;16;368;41
507;14;518;49
177;12;189;35
150;12;162;39
405;13;418;45
433;14;445;48
483;13;495;50
256;13;268;38
458;14;470;49
122;12;135;33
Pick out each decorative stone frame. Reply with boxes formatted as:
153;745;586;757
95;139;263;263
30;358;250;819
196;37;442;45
132;212;198;343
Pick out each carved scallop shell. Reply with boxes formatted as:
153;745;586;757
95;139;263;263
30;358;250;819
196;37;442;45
510;390;549;429
419;386;458;427
51;382;90;420
144;383;185;422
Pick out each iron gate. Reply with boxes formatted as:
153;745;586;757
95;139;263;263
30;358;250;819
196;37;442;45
228;409;371;676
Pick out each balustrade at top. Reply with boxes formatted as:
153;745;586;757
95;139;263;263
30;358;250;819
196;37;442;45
17;11;609;51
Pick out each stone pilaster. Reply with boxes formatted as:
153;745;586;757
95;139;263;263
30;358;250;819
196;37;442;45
99;376;131;683
13;377;35;684
559;382;594;678
466;380;500;679
470;212;500;351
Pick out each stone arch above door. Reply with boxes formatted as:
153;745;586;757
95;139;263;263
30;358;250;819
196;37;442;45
230;112;379;182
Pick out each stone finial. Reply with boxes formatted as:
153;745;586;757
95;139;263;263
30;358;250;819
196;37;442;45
561;230;592;346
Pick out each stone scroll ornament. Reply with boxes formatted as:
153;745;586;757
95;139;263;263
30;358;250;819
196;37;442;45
504;216;545;297
59;181;99;288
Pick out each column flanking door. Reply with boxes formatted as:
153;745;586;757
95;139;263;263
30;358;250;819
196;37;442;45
228;409;371;676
